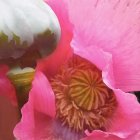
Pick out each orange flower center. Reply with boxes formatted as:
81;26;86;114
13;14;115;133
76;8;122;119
50;55;117;132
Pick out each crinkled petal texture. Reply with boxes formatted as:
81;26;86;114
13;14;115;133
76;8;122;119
65;0;140;92
14;0;140;140
0;64;17;106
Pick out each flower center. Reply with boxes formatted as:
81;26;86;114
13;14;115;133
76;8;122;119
50;55;117;132
69;69;110;111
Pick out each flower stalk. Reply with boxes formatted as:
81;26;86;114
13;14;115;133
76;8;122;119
7;67;35;109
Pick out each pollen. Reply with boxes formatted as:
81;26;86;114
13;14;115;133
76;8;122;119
50;55;117;132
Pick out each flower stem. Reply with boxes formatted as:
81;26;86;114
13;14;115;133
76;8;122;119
7;67;35;110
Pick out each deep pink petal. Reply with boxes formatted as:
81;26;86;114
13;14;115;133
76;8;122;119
14;108;53;140
14;71;55;139
65;0;140;92
28;71;56;117
0;64;17;106
0;64;9;75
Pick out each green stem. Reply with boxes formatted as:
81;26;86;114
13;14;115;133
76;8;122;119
7;67;35;110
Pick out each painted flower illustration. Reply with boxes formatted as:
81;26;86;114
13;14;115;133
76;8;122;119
10;0;140;140
0;0;140;140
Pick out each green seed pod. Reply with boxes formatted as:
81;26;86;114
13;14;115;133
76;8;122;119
0;0;60;67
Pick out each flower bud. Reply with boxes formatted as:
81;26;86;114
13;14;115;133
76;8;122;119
0;0;60;67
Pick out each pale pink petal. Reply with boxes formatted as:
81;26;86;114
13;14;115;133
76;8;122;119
0;64;17;106
37;0;73;78
65;0;140;92
71;31;115;88
72;36;112;71
83;130;140;140
70;33;140;139
14;71;55;139
109;90;140;136
97;52;140;138
73;41;140;139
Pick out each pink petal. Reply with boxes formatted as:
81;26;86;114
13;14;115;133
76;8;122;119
37;0;73;78
28;71;56;117
73;41;140;139
71;29;115;88
14;109;53;140
82;130;140;140
14;71;55;139
0;64;17;106
110;90;140;136
71;33;140;139
71;37;112;72
102;54;140;138
65;0;140;92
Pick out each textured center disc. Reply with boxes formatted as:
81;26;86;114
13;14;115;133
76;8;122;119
69;69;109;111
50;55;117;132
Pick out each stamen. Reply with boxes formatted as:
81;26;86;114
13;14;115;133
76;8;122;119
50;55;117;132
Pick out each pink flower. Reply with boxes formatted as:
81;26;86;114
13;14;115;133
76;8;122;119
5;0;140;139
